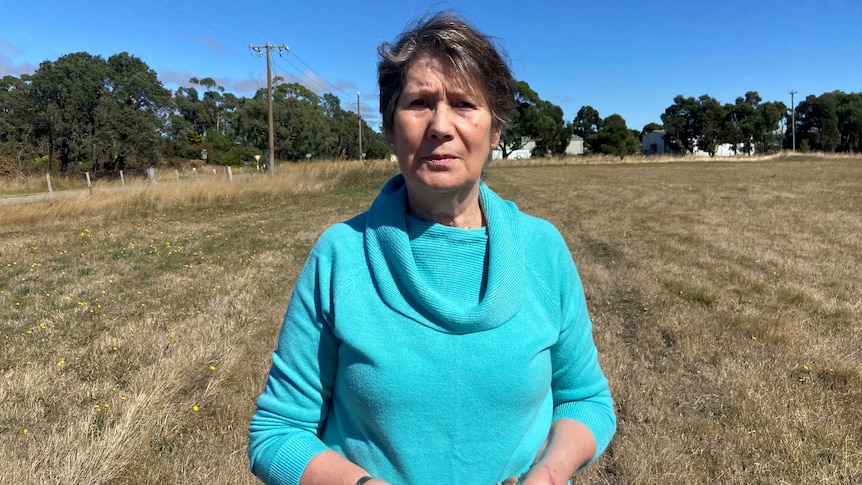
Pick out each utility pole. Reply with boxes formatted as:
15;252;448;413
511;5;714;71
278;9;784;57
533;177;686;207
357;92;363;160
790;90;797;152
249;42;289;175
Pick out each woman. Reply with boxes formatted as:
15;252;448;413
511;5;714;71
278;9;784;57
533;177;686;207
248;12;615;485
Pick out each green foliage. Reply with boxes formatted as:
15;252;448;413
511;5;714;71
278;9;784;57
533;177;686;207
661;95;700;154
662;91;791;156
573;106;601;153
696;95;724;157
500;80;571;158
0;51;392;174
796;91;862;153
593;114;638;159
220;145;260;166
640;122;663;138
4;48;861;175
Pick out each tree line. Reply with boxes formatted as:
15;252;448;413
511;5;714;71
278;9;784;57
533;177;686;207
0;51;389;175
1;51;859;176
653;91;862;156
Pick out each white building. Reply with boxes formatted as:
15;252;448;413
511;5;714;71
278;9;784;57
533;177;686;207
491;134;584;160
492;139;535;160
565;135;584;156
642;130;670;155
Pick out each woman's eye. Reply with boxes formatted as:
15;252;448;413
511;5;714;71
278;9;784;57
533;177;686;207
454;101;476;109
408;99;428;107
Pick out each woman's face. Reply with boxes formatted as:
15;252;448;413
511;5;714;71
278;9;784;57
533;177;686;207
388;54;500;204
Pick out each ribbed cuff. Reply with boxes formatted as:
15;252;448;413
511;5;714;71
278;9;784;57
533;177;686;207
267;436;331;485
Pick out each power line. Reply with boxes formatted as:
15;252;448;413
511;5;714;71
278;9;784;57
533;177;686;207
152;1;380;129
152;0;248;48
153;0;355;101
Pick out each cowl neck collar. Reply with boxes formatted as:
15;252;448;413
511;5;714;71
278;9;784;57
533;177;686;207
365;175;525;334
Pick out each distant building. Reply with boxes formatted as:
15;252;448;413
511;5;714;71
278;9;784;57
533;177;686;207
643;127;786;157
491;134;584;160
492;139;535;160
565;135;584;156
693;143;738;157
642;130;670;155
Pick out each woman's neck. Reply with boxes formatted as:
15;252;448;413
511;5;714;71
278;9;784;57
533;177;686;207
407;192;485;229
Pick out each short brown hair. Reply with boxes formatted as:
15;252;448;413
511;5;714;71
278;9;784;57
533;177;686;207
377;12;515;136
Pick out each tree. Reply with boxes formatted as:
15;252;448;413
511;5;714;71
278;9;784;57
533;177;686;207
753;100;786;154
95;52;171;171
321;93;363;159
722;100;747;155
572;106;601;153
694;95;725;157
593;114;638;159
270;82;334;160
27;52;109;172
0;75;31;165
499;80;570;158
661;95;699;154
835;92;862;153
796;93;840;152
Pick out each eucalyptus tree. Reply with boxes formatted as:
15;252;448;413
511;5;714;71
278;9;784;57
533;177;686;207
270;82;333;160
499;80;570;158
695;95;725;156
96;52;171;171
789;91;862;153
752;100;786;154
572;105;601;153
26;52;108;172
836;92;862;153
661;95;700;154
0;75;30;163
321;93;361;159
592;113;638;159
796;93;840;152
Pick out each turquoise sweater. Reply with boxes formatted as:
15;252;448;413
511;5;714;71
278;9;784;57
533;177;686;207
248;175;615;485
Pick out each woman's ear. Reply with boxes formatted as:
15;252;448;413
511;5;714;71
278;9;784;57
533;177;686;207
491;128;501;149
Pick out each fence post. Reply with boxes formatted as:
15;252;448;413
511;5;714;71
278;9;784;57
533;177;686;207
46;173;53;199
85;172;92;195
193;167;198;180
226;166;233;181
147;168;156;184
120;170;125;189
175;169;180;183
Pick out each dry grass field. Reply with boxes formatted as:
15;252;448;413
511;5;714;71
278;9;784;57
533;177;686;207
1;154;859;484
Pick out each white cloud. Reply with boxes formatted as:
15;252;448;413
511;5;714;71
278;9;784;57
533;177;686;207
0;38;36;77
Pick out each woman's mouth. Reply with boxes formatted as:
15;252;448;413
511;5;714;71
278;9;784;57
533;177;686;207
424;154;457;164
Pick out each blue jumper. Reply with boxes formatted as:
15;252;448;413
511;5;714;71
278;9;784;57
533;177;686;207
249;175;616;484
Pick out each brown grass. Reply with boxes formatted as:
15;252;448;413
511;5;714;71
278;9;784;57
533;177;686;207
1;155;859;484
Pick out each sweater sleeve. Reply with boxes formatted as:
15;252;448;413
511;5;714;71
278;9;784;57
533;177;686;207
545;228;617;464
248;232;340;485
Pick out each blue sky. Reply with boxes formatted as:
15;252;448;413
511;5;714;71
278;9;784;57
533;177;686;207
2;0;860;132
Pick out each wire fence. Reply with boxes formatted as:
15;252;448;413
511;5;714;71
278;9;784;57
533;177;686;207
0;165;270;205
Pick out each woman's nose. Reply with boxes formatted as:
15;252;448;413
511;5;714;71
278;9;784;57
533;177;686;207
428;103;454;140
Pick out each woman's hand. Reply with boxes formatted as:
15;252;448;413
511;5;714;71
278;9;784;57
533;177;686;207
511;418;598;485
517;459;568;485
